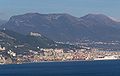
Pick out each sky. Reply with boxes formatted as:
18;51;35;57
0;0;120;20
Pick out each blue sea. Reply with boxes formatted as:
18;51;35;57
0;60;120;76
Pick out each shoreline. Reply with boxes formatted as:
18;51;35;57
1;59;120;65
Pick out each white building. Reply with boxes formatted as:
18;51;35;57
30;32;41;37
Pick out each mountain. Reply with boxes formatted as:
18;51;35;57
2;13;120;42
80;14;120;29
78;14;120;41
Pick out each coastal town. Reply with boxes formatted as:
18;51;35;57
0;45;120;64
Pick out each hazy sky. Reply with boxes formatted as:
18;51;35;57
0;0;120;20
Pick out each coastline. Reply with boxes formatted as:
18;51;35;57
1;59;120;65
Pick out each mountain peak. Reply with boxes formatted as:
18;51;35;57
81;13;119;22
82;13;110;19
86;13;106;16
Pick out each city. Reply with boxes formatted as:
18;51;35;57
0;44;120;64
1;0;120;76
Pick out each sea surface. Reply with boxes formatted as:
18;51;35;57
0;60;120;76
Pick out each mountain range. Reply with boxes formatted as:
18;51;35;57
1;13;120;42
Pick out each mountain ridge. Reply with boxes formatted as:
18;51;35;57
2;13;120;42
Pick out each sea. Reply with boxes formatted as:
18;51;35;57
0;60;120;76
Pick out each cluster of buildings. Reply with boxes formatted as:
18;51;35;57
15;48;120;64
0;45;120;64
